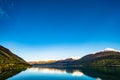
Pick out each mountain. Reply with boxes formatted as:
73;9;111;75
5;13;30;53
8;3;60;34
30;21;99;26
55;58;74;63
33;48;120;67
0;45;30;70
103;48;118;51
29;60;56;65
71;48;120;67
51;58;74;67
33;58;75;67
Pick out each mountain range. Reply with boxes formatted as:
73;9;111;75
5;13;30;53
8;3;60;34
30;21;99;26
1;45;120;68
33;48;120;67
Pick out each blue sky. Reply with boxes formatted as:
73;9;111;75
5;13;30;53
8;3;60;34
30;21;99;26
0;0;120;61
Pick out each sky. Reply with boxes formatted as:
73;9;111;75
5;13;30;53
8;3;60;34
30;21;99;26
0;0;120;61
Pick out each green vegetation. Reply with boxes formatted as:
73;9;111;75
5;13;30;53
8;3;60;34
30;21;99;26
78;51;120;67
91;59;120;66
0;45;30;77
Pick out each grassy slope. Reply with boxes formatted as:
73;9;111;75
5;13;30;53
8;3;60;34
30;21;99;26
0;45;30;70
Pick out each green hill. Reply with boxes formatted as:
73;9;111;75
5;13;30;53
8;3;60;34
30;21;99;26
0;45;30;71
71;50;120;67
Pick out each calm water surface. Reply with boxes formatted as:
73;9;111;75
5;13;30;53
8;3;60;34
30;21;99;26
6;67;120;80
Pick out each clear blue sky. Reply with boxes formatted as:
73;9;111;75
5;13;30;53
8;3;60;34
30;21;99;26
0;0;120;61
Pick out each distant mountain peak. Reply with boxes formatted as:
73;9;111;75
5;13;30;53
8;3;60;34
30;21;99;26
103;48;118;52
71;56;80;60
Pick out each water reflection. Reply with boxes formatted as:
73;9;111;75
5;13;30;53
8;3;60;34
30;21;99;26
5;67;120;80
29;67;66;74
0;68;26;80
71;70;83;76
29;67;84;76
7;67;96;80
80;67;120;80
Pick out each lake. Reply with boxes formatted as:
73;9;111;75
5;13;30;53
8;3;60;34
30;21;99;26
5;67;120;80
